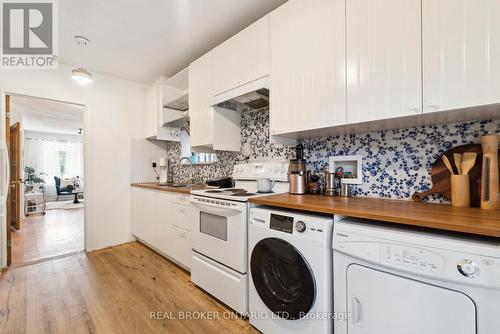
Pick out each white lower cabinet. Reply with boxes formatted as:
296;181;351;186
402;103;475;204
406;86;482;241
132;188;161;249
131;188;195;270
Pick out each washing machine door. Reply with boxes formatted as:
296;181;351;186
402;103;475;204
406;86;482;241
347;264;476;333
251;238;315;320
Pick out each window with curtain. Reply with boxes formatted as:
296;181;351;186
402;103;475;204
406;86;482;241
24;138;84;197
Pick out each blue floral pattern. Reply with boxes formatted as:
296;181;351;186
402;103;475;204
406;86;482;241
166;109;500;202
301;120;500;201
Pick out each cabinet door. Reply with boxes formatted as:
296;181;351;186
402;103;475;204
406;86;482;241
269;0;346;135
144;83;181;141
346;0;422;124
131;187;144;239
140;189;159;248
170;200;196;269
144;85;159;138
156;191;175;256
189;52;214;149
214;16;269;96
423;0;500;113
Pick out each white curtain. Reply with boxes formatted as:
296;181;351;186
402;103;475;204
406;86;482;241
24;138;84;197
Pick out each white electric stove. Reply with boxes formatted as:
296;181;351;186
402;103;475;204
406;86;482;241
190;162;289;315
191;161;290;202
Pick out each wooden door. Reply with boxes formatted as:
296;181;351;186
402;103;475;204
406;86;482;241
346;0;422;124
5;95;11;266
422;0;500;113
269;0;346;135
9;122;21;230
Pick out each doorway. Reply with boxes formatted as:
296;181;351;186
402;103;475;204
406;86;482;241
5;94;85;265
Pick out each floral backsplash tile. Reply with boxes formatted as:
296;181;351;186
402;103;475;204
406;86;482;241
301;119;500;201
165;108;293;183
166;108;500;202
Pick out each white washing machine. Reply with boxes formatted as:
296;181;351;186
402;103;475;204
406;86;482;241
333;218;500;334
248;207;334;334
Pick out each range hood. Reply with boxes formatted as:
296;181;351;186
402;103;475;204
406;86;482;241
163;109;189;128
163;89;188;111
213;76;269;111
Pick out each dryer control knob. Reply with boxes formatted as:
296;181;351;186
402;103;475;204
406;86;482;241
295;221;306;233
457;260;479;278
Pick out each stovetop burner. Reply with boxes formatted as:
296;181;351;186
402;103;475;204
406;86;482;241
223;188;246;193
231;192;256;197
205;190;223;193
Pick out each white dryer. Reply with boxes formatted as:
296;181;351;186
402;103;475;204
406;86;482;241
248;207;334;334
333;218;500;334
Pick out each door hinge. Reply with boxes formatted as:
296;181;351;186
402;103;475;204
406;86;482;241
6;112;10;119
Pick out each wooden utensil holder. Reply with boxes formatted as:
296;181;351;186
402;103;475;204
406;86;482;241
481;135;500;210
451;175;470;208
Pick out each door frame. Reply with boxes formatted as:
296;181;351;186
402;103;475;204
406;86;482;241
0;90;88;269
9;122;22;231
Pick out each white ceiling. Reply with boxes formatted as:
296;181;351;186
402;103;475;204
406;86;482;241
59;0;288;84
10;96;84;135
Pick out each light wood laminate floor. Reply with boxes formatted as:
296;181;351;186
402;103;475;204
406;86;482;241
11;208;84;264
0;242;258;334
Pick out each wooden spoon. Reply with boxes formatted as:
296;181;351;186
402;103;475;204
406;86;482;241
461;152;477;175
442;155;455;175
454;153;462;174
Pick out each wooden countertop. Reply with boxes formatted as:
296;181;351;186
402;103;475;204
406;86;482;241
131;182;207;194
249;194;500;238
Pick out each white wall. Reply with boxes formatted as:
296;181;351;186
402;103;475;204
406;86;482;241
0;64;148;252
130;138;167;183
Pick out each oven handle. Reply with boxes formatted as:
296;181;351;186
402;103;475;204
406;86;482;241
190;199;244;214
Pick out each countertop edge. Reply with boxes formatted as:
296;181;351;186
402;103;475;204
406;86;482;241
130;183;203;194
249;194;500;238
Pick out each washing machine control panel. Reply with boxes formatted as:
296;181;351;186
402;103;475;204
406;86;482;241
382;244;446;273
334;225;500;288
295;221;307;233
457;259;479;278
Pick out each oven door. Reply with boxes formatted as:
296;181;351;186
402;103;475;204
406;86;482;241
190;196;247;273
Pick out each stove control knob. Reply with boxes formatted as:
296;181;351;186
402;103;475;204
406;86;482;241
457;260;479;278
295;221;307;233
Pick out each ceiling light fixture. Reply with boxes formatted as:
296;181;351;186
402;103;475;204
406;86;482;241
72;36;93;85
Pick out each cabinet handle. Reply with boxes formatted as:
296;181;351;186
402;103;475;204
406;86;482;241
408;107;420;114
427;104;440;110
252;218;266;225
351;296;364;328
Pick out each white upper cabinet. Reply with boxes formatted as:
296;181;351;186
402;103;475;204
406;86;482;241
189;52;215;149
269;0;346;136
189;51;241;152
423;0;500;113
144;80;181;141
144;84;160;138
213;16;269;96
346;0;422;124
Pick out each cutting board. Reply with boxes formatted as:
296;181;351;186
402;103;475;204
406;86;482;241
412;144;500;207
